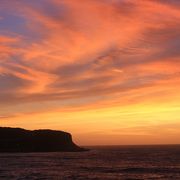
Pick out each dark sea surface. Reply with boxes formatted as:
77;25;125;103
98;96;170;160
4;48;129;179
0;145;180;180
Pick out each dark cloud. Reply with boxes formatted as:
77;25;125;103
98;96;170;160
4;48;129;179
0;73;31;92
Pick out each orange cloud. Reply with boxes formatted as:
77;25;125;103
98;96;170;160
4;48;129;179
0;0;180;106
0;0;180;144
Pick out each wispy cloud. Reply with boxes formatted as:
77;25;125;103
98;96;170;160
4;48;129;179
0;0;180;131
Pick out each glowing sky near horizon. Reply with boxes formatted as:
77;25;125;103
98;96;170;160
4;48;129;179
0;0;180;145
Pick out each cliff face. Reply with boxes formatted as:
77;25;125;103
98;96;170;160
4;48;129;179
0;127;85;152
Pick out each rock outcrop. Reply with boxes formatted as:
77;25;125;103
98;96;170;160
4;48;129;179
0;127;85;152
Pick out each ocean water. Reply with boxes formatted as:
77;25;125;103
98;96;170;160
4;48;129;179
0;145;180;180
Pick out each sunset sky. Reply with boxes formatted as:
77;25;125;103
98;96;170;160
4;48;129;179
0;0;180;145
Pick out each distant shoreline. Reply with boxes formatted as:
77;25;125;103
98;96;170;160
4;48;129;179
83;144;180;148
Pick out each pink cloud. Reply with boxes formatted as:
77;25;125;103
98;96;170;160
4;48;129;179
0;0;180;116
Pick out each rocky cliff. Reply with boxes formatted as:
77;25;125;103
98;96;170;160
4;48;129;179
0;127;85;152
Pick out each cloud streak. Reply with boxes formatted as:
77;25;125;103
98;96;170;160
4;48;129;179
0;1;180;144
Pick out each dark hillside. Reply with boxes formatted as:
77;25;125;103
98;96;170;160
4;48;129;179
0;127;85;152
